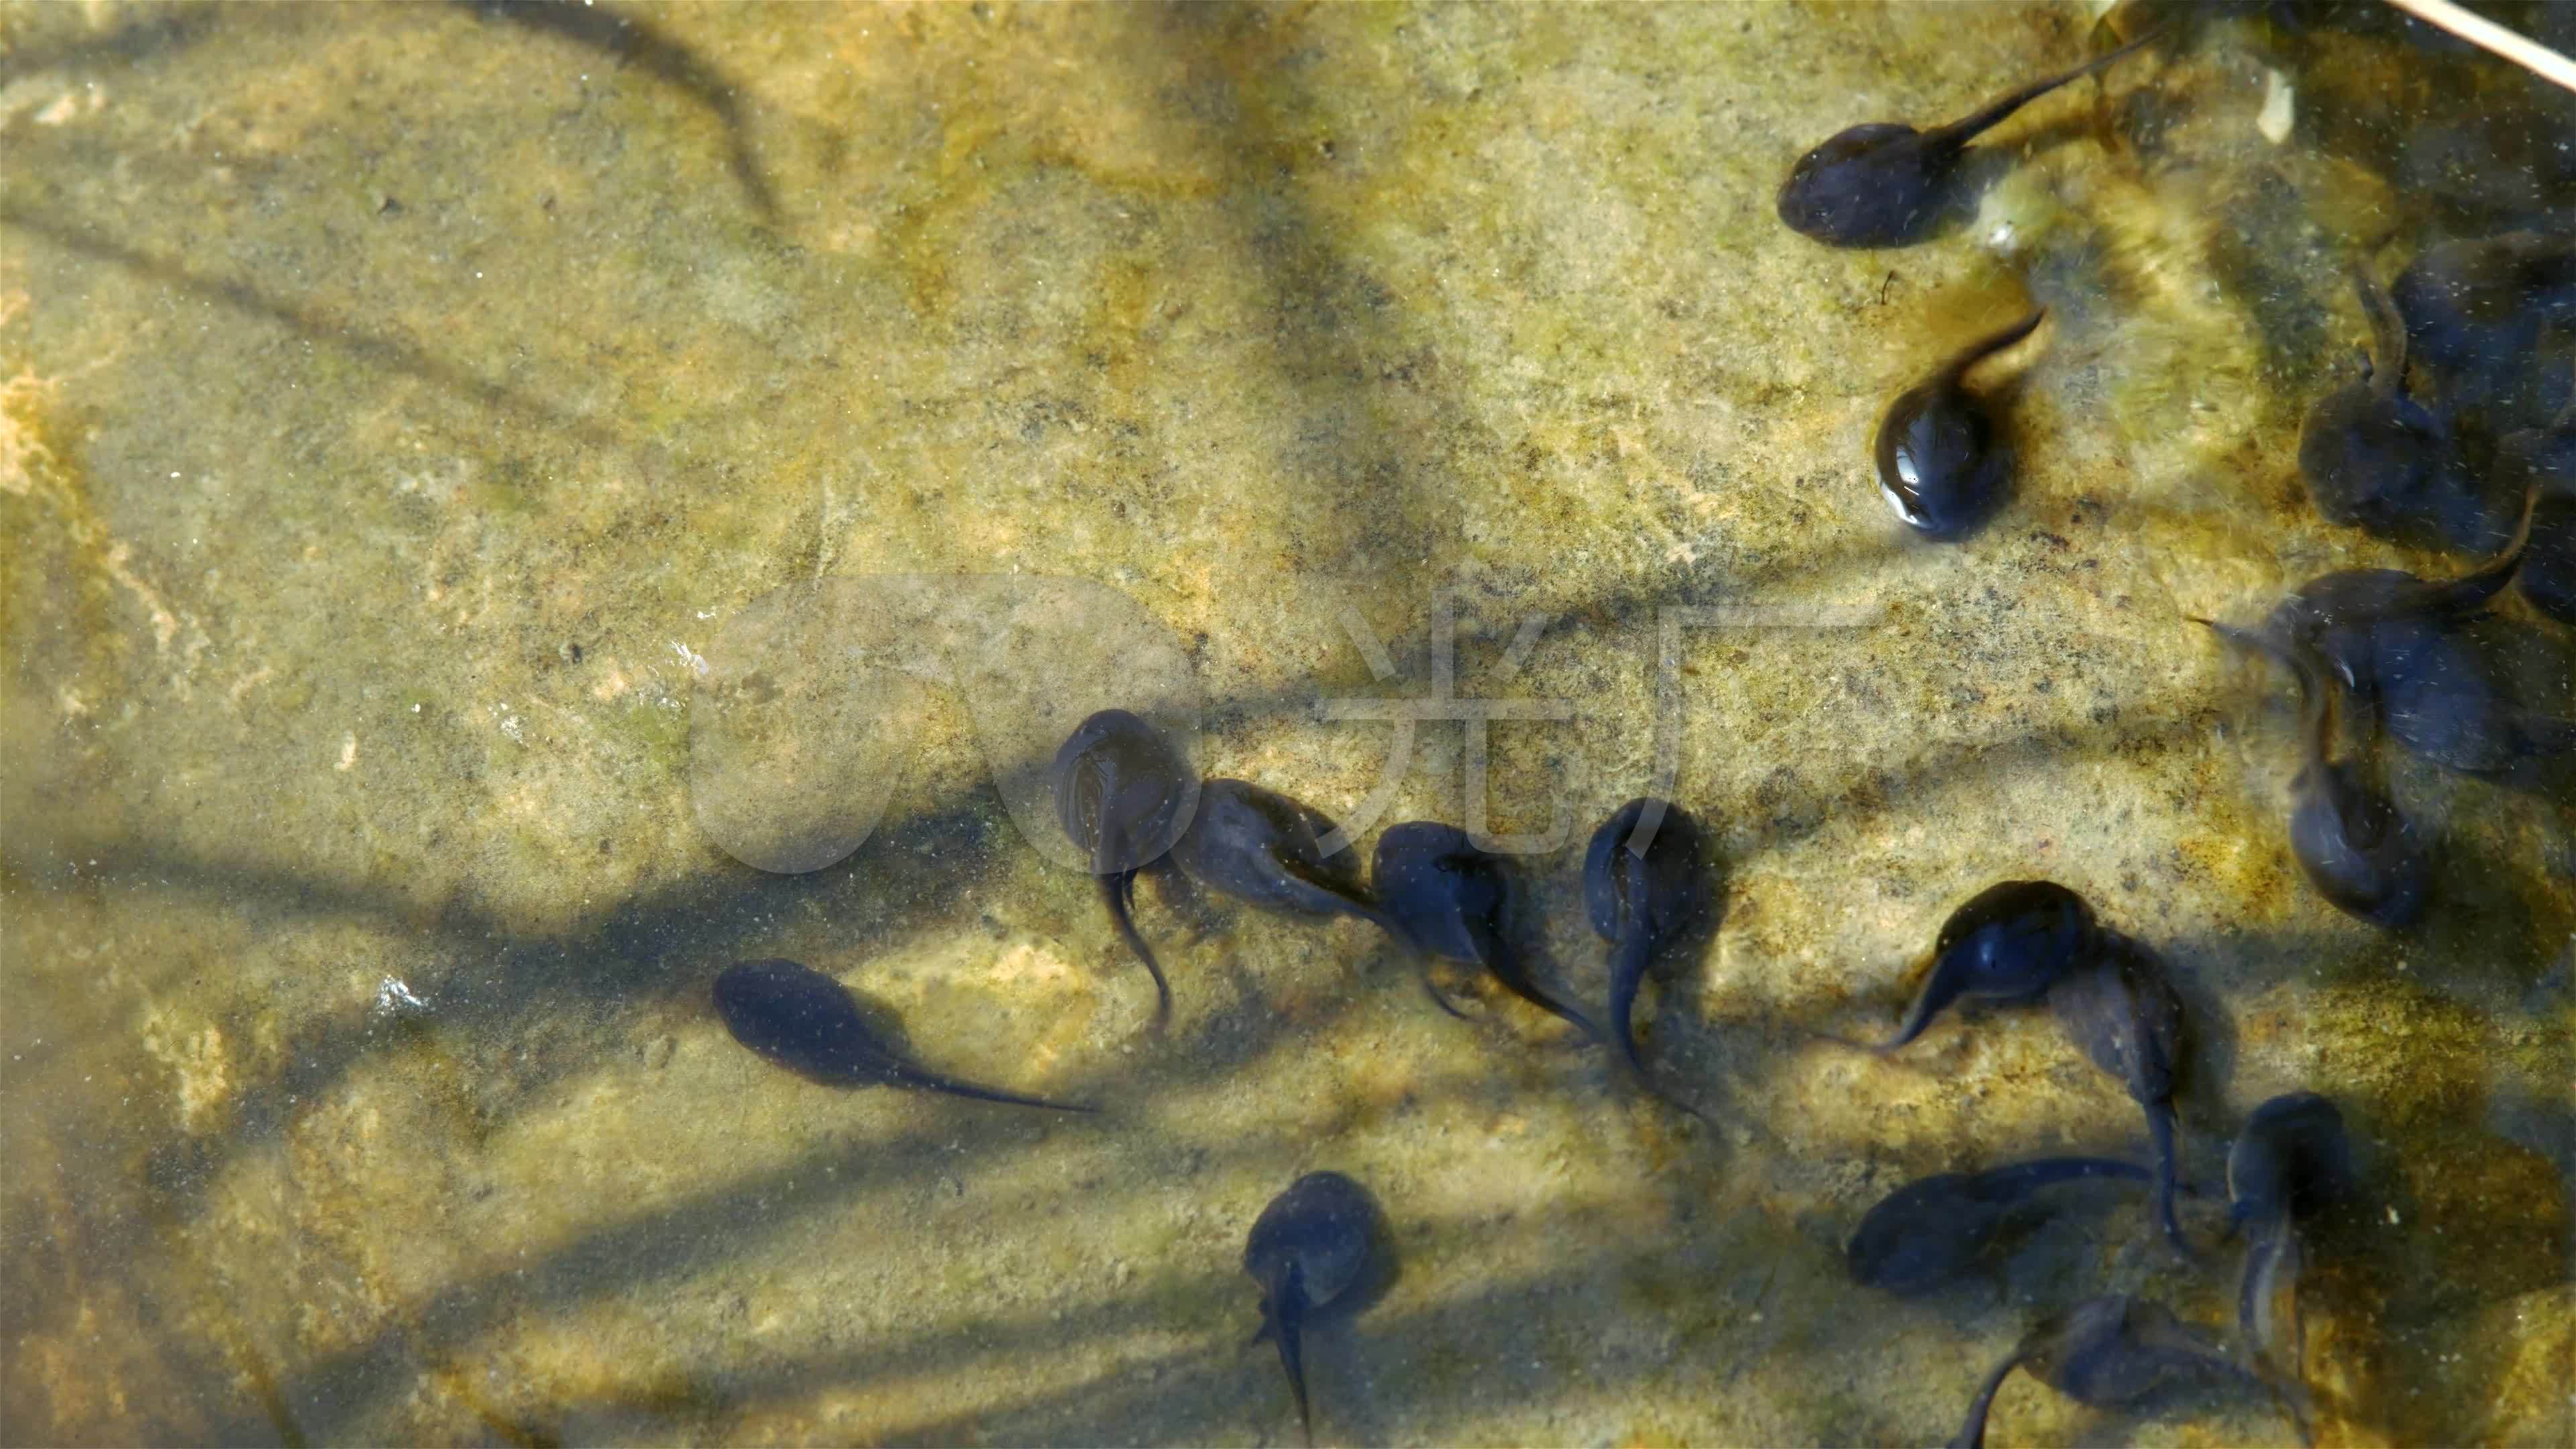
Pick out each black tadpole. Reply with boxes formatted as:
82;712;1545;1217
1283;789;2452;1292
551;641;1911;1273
1847;1156;2151;1295
2047;932;2194;1259
2227;1092;2353;1387
1583;798;1713;1118
2197;618;2430;928
2297;268;2512;554
1053;708;1195;1024
1244;1171;1381;1446
713;959;1094;1112
1870;879;2094;1052
1874;309;2045;539
1373;821;1602;1039
1171;779;1400;936
1777;28;2165;248
2261;494;2571;777
1949;1295;2271;1449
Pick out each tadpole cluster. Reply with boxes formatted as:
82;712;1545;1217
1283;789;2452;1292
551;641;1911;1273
667;11;2561;1446
1844;885;2356;1444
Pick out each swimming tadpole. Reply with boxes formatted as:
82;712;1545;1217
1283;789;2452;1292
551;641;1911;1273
1244;1170;1384;1446
1846;1155;2153;1295
1171;778;1399;937
1949;1294;2275;1449
1873;309;2045;540
713;958;1095;1113
2298;268;2513;555
1584;798;1717;1118
1374;820;1602;1038
1053;708;1196;1024
1776;28;2165;248
1867;879;2096;1053
2226;1092;2355;1385
2198;617;2430;928
2047;931;2194;1258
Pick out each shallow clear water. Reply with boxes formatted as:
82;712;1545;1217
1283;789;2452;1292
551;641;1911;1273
3;2;2571;1445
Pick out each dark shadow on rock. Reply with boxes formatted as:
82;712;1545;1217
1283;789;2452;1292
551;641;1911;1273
2151;932;2243;1179
452;0;777;225
2303;1089;2573;1445
0;3;233;86
869;1252;1646;1447
0;205;678;474
1117;3;1483;578
196;1012;1469;1445
474;1191;1665;1445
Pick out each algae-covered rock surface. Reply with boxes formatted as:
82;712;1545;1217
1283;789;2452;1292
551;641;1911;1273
3;1;2570;1444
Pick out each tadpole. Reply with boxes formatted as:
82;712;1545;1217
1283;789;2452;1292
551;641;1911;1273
1949;1295;2273;1449
1052;709;1196;1024
1847;1156;2151;1295
1244;1171;1382;1446
1374;820;1601;1038
713;959;1094;1112
1776;29;2164;248
2297;268;2514;554
1583;798;1715;1117
1874;309;2046;539
1870;880;2094;1052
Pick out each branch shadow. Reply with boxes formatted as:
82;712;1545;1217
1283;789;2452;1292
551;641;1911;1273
463;1190;1699;1445
0;205;680;475
1116;2;1480;577
202;984;1495;1444
451;0;777;225
0;2;237;87
875;1248;1657;1446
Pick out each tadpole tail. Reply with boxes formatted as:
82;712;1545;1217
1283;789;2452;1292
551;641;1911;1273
2146;1099;2195;1259
1517;982;1605;1043
2239;1221;2298;1374
1947;1348;2027;1449
1933;25;2166;148
1609;927;1656;1081
1608;930;1710;1120
1870;953;1960;1054
2279;1228;2317;1448
1473;918;1604;1042
1099;869;1171;1025
459;0;778;224
1935;308;2047;386
1419;969;1474;1021
2192;614;2282;663
1272;1279;1313;1447
904;1068;1098;1114
1984;1155;2153;1197
2348;264;2413;400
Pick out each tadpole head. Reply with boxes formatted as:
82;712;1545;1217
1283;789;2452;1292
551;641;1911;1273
1581;798;1709;944
1776;123;1949;248
1051;708;1196;869
2227;1092;2355;1226
2288;760;2432;928
1929;880;2094;1000
1876;381;2010;538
